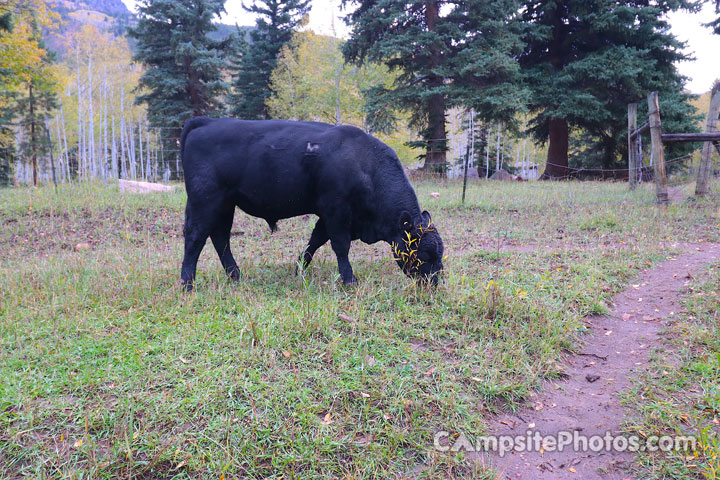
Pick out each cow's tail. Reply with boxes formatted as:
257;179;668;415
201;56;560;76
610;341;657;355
180;116;213;166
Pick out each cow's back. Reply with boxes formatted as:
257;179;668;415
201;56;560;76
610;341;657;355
181;118;382;222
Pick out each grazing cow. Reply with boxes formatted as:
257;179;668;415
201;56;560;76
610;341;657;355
179;117;444;291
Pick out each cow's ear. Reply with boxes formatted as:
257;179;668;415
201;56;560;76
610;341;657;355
399;211;413;232
421;210;431;223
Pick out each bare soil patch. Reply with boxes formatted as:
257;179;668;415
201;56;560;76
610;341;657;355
482;242;720;479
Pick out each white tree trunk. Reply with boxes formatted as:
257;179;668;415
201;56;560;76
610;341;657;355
102;71;108;184
87;51;96;179
120;82;126;179
76;44;84;180
495;121;501;172
111;117;117;179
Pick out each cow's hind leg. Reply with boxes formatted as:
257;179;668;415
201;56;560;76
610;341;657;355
210;204;240;282
297;218;329;273
180;202;213;292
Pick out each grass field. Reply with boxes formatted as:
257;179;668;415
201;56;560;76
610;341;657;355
1;179;719;478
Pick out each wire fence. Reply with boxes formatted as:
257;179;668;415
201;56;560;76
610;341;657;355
1;119;714;187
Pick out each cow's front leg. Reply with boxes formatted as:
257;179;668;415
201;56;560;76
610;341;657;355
329;232;357;285
297;218;329;273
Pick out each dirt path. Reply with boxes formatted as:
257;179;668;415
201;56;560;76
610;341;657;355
482;242;720;480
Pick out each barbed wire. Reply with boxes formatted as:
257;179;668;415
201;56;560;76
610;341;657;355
541;153;696;173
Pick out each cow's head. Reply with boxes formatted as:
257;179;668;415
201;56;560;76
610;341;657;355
392;211;444;286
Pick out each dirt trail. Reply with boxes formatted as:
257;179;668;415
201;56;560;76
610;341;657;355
483;243;720;480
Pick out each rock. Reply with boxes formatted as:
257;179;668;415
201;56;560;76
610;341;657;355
490;169;514;181
118;179;174;193
74;242;91;251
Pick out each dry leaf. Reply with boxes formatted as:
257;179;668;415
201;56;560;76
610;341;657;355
73;438;83;448
605;330;613;336
359;392;370;398
179;356;189;364
364;355;377;367
569;466;577;473
323;413;332;425
424;366;437;376
282;350;291;358
171;461;187;471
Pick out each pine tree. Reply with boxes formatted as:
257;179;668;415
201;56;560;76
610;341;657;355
230;0;310;119
342;0;524;171
519;0;699;179
1;0;60;186
709;0;720;34
128;0;230;178
13;16;59;186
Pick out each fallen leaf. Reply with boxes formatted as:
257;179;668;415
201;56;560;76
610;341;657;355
179;356;189;364
322;413;332;425
569;466;577;473
171;461;186;471
424;366;437;376
73;438;83;448
605;330;613;336
359;392;370;398
282;350;291;358
74;242;91;251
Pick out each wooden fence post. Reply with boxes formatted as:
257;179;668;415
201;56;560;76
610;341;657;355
647;92;669;204
695;85;720;197
628;103;638;190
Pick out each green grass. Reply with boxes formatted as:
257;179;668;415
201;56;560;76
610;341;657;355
622;262;720;480
0;179;719;478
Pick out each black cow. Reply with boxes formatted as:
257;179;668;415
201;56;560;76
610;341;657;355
179;117;444;290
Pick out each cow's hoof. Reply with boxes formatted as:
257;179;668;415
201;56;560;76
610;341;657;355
342;276;358;286
180;280;194;292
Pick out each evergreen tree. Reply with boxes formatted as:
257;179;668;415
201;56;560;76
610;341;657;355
519;0;700;179
8;16;59;186
709;0;720;34
128;0;230;178
230;0;310;119
0;10;15;185
343;0;524;171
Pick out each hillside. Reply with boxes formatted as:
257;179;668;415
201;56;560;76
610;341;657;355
46;0;248;59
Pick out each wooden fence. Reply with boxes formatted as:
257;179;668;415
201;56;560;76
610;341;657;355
628;89;720;203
